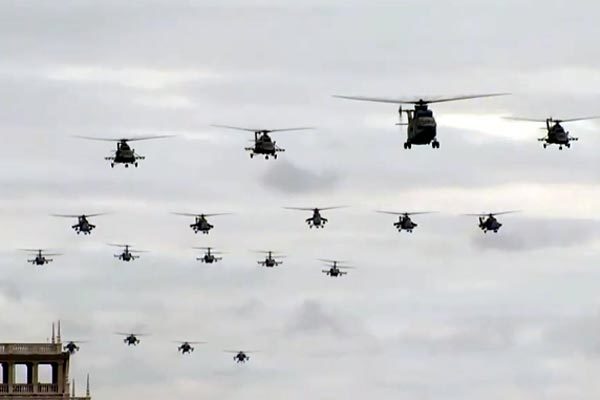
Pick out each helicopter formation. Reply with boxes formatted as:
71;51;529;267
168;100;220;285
63;333;254;363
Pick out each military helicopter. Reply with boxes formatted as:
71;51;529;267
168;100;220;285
320;259;353;277
109;244;147;261
172;212;231;234
21;249;62;266
375;210;437;233
284;206;346;228
193;247;223;263
224;350;253;363
504;116;600;149
63;341;87;355
333;94;508;149
256;251;285;268
464;211;519;233
51;213;109;235
75;135;173;167
174;341;206;354
115;332;147;346
212;125;314;159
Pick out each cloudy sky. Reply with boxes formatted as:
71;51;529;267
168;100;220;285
2;0;600;399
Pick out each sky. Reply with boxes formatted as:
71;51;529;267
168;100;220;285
1;0;600;399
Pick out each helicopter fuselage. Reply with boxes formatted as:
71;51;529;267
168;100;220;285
394;216;418;232
542;122;575;149
107;141;144;168
234;352;249;363
179;343;194;354
246;133;283;159
192;217;214;234
124;335;139;346
307;210;327;228
73;217;95;234
479;216;502;233
403;105;439;149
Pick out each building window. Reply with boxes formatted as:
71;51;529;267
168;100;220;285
38;364;53;384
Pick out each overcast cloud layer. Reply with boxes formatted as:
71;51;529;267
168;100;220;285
2;1;600;399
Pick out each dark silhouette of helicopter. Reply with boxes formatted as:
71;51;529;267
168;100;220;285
63;341;87;354
21;249;62;266
212;125;313;159
172;212;231;234
284;206;346;228
376;210;437;233
256;251;285;267
76;135;173;167
174;341;206;354
333;94;508;149
505;116;600;149
194;247;223;263
224;350;253;363
320;259;353;277
115;332;147;346
109;244;147;261
464;211;519;233
51;213;109;235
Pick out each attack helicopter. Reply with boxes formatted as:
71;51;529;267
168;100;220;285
224;350;253;363
175;341;206;354
504;116;600;149
115;332;147;346
333;94;508;149
51;213;109;235
75;135;173;167
21;249;62;266
172;212;231;234
320;259;353;277
375;210;437;233
63;341;87;355
212;125;314;159
284;206;346;228
109;244;147;261
256;251;285;268
464;211;519;233
194;247;223;263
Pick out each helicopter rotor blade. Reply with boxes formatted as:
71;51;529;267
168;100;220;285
74;135;174;142
376;210;437;216
212;124;314;133
333;93;509;105
172;212;231;217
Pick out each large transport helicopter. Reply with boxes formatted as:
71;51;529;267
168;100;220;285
464;211;519;233
333;94;508;149
21;249;62;266
284;206;346;228
211;125;313;159
172;212;230;234
76;135;173;167
375;210;437;233
51;213;109;235
504;116;600;149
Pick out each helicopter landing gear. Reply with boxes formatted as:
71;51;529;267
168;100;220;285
135;162;138;167
566;143;571;148
403;142;411;149
273;154;277;159
543;143;547;149
559;146;563;150
431;140;440;149
125;164;129;168
111;163;115;168
250;153;254;158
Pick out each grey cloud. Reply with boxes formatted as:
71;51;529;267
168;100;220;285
284;300;364;338
261;160;339;194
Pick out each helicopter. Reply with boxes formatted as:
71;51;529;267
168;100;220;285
194;247;223;263
320;259;353;277
224;350;253;363
212;125;313;159
115;332;147;346
109;244;147;261
504;116;600;149
172;212;231;234
333;94;508;149
375;211;437;233
256;251;285;268
464;211;519;233
75;135;173;167
21;249;62;266
284;206;346;228
175;341;206;354
51;213;109;235
63;341;87;355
